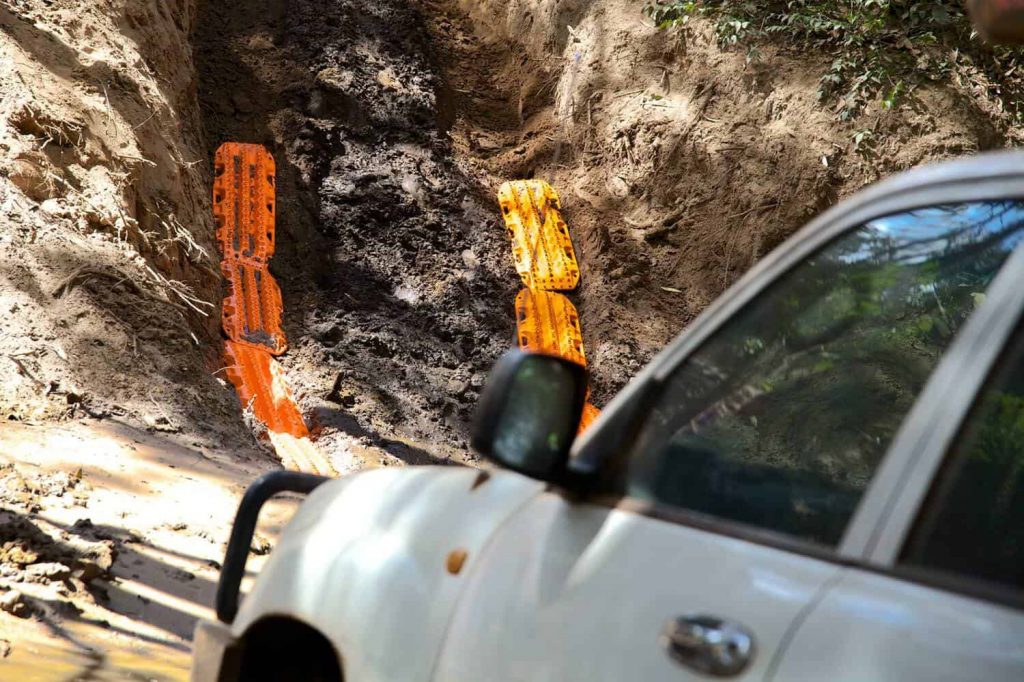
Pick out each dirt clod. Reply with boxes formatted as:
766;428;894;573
250;534;273;556
0;589;30;618
24;562;72;583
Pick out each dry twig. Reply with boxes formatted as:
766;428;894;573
51;266;143;299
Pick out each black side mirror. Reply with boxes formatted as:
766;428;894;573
471;349;588;481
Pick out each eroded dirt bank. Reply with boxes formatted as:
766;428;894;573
0;0;251;448
428;0;1019;404
0;2;276;674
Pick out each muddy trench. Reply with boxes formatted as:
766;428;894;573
3;0;1009;471
191;0;677;469
194;0;535;467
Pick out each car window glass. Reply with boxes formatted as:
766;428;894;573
902;321;1024;590
613;201;1024;546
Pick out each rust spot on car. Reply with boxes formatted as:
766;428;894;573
470;470;490;491
446;549;468;575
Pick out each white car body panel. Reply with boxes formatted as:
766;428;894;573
230;466;544;682
773;569;1024;681
192;154;1024;682
433;492;842;682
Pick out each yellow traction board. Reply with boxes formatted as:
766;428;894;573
514;288;601;432
515;288;586;367
498;179;580;291
579;401;601;433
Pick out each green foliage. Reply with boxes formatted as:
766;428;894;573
973;392;1024;464
644;1;1024;122
852;127;877;158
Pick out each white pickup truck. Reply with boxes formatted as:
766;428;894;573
192;152;1024;681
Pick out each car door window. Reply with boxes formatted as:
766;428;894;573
611;201;1024;547
901;321;1024;590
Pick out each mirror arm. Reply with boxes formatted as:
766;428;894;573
558;463;599;495
568;377;664;488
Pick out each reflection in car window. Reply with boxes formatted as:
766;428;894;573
902;322;1024;590
614;201;1024;546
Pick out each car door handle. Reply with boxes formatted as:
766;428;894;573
660;614;756;677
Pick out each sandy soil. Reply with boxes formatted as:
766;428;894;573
0;421;299;679
0;0;249;444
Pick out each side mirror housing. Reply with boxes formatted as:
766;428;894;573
471;349;588;481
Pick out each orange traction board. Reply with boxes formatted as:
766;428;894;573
223;341;332;476
223;341;308;439
214;142;277;265
498;179;580;291
220;262;287;354
216;143;334;477
215;142;286;355
515;288;586;367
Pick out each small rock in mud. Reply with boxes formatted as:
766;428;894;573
0;590;30;618
319;325;346;346
0;543;39;566
39;199;69;217
75;554;113;583
231;92;255;114
446;378;470;397
461;249;479;269
143;413;179;432
250;535;272;556
9;153;52;202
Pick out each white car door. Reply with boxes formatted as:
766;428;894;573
774;217;1024;680
431;495;839;682
433;169;1024;681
